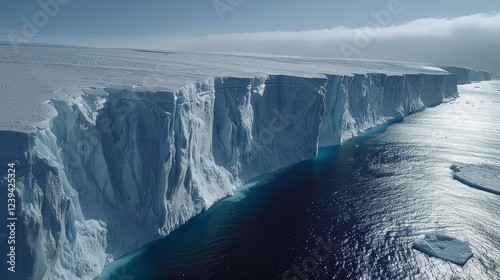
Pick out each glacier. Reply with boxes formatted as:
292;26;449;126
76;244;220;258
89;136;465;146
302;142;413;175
0;44;492;279
440;66;493;84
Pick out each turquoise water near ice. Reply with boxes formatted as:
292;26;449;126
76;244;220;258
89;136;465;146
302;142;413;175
99;81;500;280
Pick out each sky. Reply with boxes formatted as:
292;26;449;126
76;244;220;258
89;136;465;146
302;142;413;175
1;0;499;75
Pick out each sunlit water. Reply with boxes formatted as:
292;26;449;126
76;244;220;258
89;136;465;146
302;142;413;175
98;81;500;280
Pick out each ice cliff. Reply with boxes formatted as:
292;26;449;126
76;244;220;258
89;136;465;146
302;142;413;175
0;46;491;280
440;66;492;84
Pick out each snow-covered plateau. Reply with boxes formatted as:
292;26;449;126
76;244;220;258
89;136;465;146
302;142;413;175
0;44;492;279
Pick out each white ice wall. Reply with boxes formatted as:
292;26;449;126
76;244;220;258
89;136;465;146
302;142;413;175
319;73;458;146
4;72;461;279
440;66;492;84
212;76;327;182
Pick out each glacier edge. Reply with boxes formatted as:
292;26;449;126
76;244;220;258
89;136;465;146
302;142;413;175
1;70;482;280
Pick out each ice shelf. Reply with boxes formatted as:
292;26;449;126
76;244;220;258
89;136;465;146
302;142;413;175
0;44;491;279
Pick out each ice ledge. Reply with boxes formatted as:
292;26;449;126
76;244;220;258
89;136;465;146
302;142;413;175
440;66;492;84
0;44;484;134
0;68;484;280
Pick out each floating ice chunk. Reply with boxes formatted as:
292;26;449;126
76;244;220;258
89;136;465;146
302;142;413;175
451;164;500;195
412;232;473;266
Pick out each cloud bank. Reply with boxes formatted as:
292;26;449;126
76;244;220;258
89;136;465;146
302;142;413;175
143;12;500;75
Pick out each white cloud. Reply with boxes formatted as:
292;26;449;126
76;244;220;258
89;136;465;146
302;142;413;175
58;12;499;76
135;12;499;75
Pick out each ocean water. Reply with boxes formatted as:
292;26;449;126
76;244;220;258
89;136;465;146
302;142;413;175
98;81;500;280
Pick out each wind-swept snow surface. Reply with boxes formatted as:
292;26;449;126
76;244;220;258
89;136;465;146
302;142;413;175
0;44;491;279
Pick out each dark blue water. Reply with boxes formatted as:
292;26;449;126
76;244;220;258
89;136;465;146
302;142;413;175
99;82;500;280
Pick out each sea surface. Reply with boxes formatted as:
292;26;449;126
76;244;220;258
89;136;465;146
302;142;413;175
99;81;500;280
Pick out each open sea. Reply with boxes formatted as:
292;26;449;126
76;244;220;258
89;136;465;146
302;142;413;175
98;81;500;280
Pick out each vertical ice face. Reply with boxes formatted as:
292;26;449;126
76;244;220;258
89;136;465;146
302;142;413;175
440;66;492;84
318;73;458;146
47;84;237;261
0;130;110;280
212;75;327;182
0;132;35;280
4;72;462;279
9;75;328;279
